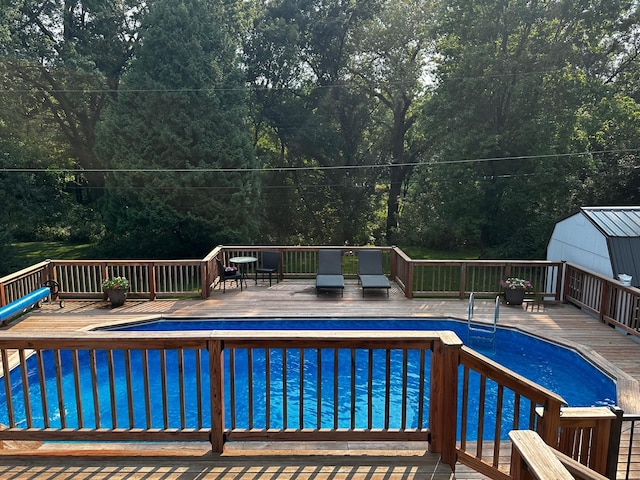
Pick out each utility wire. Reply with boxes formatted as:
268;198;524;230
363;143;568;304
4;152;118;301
0;149;637;174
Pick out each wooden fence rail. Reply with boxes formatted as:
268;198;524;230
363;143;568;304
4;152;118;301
0;246;575;308
565;263;640;340
0;328;577;476
0;330;462;463
456;346;566;480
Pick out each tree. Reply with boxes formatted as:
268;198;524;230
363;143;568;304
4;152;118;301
404;0;638;257
349;0;436;242
95;0;260;258
1;0;144;205
246;0;385;245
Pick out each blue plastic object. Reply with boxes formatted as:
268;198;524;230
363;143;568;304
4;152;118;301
0;286;51;324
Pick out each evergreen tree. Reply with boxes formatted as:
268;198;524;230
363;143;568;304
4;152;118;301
96;0;259;258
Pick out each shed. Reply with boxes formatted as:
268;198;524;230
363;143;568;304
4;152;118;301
547;206;640;287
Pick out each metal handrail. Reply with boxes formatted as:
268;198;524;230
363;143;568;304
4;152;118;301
467;294;499;345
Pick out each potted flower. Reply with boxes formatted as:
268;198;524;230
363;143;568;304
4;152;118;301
102;276;129;307
500;277;533;306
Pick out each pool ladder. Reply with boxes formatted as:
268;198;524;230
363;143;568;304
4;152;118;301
467;293;499;348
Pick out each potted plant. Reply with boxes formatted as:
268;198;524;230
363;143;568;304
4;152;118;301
102;276;129;307
500;277;533;306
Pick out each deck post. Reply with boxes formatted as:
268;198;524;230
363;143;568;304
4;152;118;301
101;262;109;301
459;263;467;300
390;246;397;280
149;262;157;300
562;261;570;303
536;399;563;449
406;260;414;299
599;280;610;324
208;339;225;452
429;334;461;467
606;406;624;480
201;260;209;299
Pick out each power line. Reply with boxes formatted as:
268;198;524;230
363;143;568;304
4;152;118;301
0;149;636;174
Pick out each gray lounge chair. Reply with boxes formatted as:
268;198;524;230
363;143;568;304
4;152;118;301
316;250;344;296
358;250;390;297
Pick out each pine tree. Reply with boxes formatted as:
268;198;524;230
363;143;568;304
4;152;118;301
96;0;259;257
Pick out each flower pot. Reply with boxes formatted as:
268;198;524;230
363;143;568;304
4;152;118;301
104;288;127;307
504;288;525;306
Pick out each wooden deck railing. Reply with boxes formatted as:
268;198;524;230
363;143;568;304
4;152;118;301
536;406;618;477
0;245;570;307
509;430;610;480
0;330;459;463
456;346;566;480
0;329;576;473
0;329;621;479
565;262;640;340
0;260;51;306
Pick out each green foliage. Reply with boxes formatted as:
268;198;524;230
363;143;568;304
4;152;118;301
398;0;638;258
246;0;385;245
102;276;129;290
96;0;260;258
1;0;640;257
0;230;14;276
2;0;146;204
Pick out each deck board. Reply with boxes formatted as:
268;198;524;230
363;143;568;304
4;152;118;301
3;279;640;479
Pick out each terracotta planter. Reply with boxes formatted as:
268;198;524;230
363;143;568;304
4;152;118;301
504;288;525;305
104;288;127;307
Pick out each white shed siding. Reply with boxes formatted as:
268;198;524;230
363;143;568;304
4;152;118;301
547;213;613;277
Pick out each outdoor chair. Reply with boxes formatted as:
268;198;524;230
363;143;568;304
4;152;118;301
256;250;280;286
315;249;344;296
215;258;243;293
357;249;390;297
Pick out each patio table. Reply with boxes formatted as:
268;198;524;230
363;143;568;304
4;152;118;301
229;256;258;287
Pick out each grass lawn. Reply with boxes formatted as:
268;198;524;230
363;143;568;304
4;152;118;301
6;242;480;276
9;241;100;272
400;246;480;260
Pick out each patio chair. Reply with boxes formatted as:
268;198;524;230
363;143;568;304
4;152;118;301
215;258;243;293
357;249;390;297
316;250;344;296
256;250;280;286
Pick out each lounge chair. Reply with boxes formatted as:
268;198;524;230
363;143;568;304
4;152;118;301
255;250;280;286
357;249;390;297
316;250;344;296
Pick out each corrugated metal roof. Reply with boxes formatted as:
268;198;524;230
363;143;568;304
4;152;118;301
608;237;640;287
582;207;640;237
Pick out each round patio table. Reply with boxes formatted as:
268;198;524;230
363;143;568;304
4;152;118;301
229;256;258;286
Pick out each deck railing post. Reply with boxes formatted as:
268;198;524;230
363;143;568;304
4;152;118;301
101;262;109;301
200;260;209;299
599;280;610;324
149;262;157;300
562;261;570;303
459;263;467;300
429;334;461;467
536;400;563;449
208;339;225;452
606;406;624;480
390;246;397;280
406;260;414;299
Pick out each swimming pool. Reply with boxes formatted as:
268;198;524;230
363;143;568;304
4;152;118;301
0;317;616;440
112;317;616;409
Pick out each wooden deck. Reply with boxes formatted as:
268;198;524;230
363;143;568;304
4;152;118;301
3;278;640;479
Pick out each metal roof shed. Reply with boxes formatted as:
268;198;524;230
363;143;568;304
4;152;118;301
547;206;640;287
